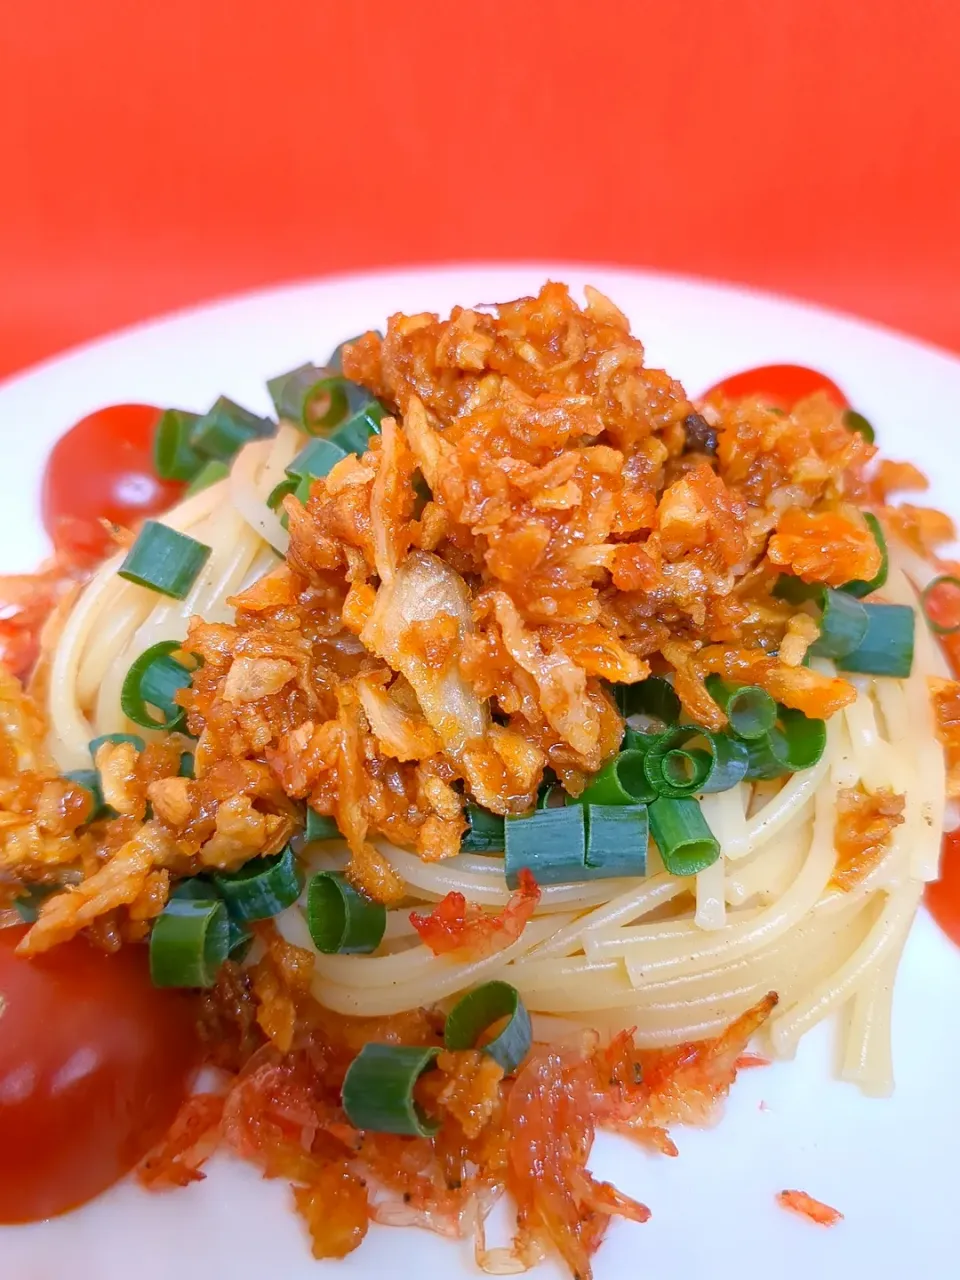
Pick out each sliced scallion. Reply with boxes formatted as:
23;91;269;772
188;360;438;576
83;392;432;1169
153;409;203;481
190;396;274;463
642;727;748;798
772;574;823;605
341;1043;441;1137
920;575;960;635
842;513;888;598
836;602;915;677
778;707;827;770
178;751;195;779
328;397;387;455
584;804;648;878
305;808;340;841
186;459;230;496
704;676;777;740
149;896;229;987
267;476;298;511
267;364;352;430
285;436;349;481
327;331;381;372
810;588;869;659
171;876;251;959
118;521;211;600
306;871;386;954
14;884;55;923
64;769;109;822
615;675;680;726
743;726;792;780
843;408;875;444
444;980;532;1073
576;749;656;805
460;805;505;853
504;805;585;888
120;640;194;731
89;732;145;759
212;844;303;922
648;796;719;877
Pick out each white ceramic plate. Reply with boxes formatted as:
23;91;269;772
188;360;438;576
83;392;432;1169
1;266;959;1280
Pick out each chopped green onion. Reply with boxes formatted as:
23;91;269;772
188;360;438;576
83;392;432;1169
120;640;194;731
171;876;251;958
642;730;709;798
178;751;195;779
648;796;719;877
341;1043;441;1137
536;782;561;809
328;397;387;455
642;727;748;798
306;871;386;954
190;396;274;462
89;732;145;760
118;521;211;600
615;675;680;726
622;727;663;753
64;768;110;822
843;408;875;444
704;677;777;740
212;844;303;922
285;437;349;481
267;364;352;430
153;409;203;481
810;588;868;659
460;805;505;853
577;749;656;805
836;602;915;677
772;574;823;605
149;896;229;987
504;805;586;888
584;804;648;878
278;474;313;531
920;575;960;636
305;807;340;841
186;459;230;496
13;884;55;924
842;513;888;598
327;331;381;372
742;726;793;780
778;707;827;770
743;708;827;779
444;980;532;1073
267;476;298;511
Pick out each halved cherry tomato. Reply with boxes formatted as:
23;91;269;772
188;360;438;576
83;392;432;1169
701;364;849;411
41;404;183;561
927;830;960;949
0;926;199;1222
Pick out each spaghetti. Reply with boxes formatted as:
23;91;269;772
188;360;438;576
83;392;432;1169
1;282;956;1273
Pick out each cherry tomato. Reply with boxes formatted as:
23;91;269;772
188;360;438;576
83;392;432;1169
41;404;184;560
927;830;960;949
701;364;849;411
0;926;199;1223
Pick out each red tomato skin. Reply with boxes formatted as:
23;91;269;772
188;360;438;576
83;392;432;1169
0;927;199;1223
701;364;850;411
40;404;183;558
927;830;960;949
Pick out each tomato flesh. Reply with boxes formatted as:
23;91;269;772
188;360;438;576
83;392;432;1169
41;404;183;560
927;830;960;949
701;363;849;411
0;926;199;1223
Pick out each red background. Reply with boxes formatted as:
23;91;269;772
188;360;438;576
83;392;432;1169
2;1;958;382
